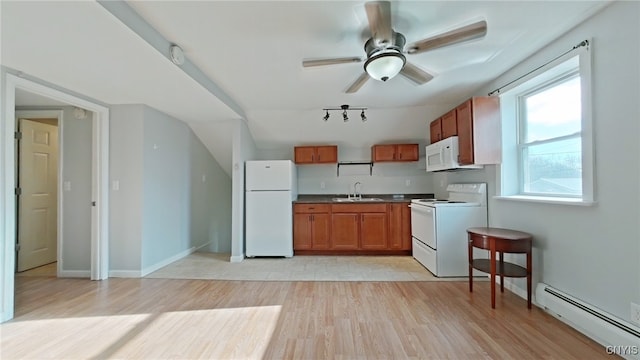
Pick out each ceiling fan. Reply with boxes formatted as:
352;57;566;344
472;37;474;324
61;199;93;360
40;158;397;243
302;1;487;93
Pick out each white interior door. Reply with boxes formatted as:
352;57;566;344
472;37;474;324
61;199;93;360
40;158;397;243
17;119;58;272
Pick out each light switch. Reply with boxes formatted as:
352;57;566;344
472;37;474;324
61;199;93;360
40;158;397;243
112;180;120;191
202;175;206;183
63;181;71;191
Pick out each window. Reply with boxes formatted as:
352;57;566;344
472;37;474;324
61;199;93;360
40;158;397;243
519;72;582;197
497;46;594;205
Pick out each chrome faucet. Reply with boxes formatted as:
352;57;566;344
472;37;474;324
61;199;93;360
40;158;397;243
353;182;362;200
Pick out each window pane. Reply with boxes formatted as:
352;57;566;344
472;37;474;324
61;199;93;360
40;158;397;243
522;137;582;195
524;76;581;142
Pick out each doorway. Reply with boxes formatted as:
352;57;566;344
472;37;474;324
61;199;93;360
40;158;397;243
1;73;110;322
16;115;60;273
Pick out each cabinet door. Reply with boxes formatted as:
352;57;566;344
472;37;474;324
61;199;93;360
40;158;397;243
441;109;457;139
396;144;419;161
430;118;442;144
311;213;331;249
372;145;397;162
388;204;403;249
293;213;312;250
315;146;338;163
294;146;316;164
360;213;388;250
331;213;359;250
456;100;474;165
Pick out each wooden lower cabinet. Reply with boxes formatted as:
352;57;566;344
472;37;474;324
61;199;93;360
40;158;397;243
388;203;412;250
294;202;410;254
331;213;360;250
293;204;331;250
360;213;388;250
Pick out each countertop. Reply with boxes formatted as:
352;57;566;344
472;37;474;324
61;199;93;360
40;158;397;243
294;193;435;204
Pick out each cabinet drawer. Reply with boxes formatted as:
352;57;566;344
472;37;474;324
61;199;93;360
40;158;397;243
331;203;387;213
294;203;331;213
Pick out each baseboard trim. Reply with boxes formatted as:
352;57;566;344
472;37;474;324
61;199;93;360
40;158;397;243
140;247;195;277
58;270;91;278
109;270;142;278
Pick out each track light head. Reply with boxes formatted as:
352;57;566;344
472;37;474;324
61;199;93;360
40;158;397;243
323;110;330;121
361;109;367;122
343;110;349;122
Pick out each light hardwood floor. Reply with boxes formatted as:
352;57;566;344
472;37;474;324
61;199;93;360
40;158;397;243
3;275;610;359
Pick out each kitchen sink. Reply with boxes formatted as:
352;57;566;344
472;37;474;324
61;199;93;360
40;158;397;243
332;197;384;202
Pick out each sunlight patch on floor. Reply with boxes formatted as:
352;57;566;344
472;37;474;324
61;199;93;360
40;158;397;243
1;306;283;359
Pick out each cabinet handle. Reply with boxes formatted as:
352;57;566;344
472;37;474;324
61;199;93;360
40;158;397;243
312;154;315;162
308;207;315;210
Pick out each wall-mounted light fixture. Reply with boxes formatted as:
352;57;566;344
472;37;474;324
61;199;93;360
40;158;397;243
322;104;367;123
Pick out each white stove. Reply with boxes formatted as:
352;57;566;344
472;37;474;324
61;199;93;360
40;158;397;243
410;183;487;208
409;183;488;277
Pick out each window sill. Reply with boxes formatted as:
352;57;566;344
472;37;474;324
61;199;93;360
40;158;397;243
493;195;596;206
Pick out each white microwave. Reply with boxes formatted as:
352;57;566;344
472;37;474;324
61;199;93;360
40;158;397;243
425;136;482;172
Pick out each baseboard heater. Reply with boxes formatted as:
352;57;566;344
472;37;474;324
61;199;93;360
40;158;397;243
536;283;640;357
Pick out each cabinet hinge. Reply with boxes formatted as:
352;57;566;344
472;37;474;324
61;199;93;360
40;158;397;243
15;187;21;196
14;131;22;140
15;243;21;252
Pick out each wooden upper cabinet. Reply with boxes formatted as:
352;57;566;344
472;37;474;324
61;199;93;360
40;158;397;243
371;144;419;162
371;145;396;161
455;97;501;165
430;110;457;144
430;118;442;144
294;145;338;164
441;109;457;139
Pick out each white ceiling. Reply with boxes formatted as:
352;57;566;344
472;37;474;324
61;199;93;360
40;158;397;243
2;1;610;175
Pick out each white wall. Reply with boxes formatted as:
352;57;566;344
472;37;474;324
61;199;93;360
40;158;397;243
110;105;233;275
141;106;191;270
189;130;232;253
109;105;144;273
230;119;257;262
434;1;640;324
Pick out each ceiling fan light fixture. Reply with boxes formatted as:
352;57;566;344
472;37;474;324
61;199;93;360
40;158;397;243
364;49;406;82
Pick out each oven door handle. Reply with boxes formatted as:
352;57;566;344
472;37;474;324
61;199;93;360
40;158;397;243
409;204;433;214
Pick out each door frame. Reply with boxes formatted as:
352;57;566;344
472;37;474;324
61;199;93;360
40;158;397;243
16;112;63;275
2;74;110;322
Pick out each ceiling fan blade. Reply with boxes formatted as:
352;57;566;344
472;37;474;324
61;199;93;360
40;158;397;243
302;57;362;67
346;73;370;93
400;62;434;85
407;20;487;54
365;1;393;46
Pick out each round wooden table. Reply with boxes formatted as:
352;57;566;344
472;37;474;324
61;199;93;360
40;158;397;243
467;227;533;309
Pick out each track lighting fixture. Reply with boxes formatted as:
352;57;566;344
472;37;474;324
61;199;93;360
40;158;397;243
322;104;368;123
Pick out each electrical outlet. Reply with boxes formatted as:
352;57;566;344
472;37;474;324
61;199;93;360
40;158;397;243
631;302;640;325
405;179;411;187
320;181;325;189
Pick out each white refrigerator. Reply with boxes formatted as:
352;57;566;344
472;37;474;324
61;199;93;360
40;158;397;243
245;160;297;257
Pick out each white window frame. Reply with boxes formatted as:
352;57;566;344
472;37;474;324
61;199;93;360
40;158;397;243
517;70;582;198
495;43;595;206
